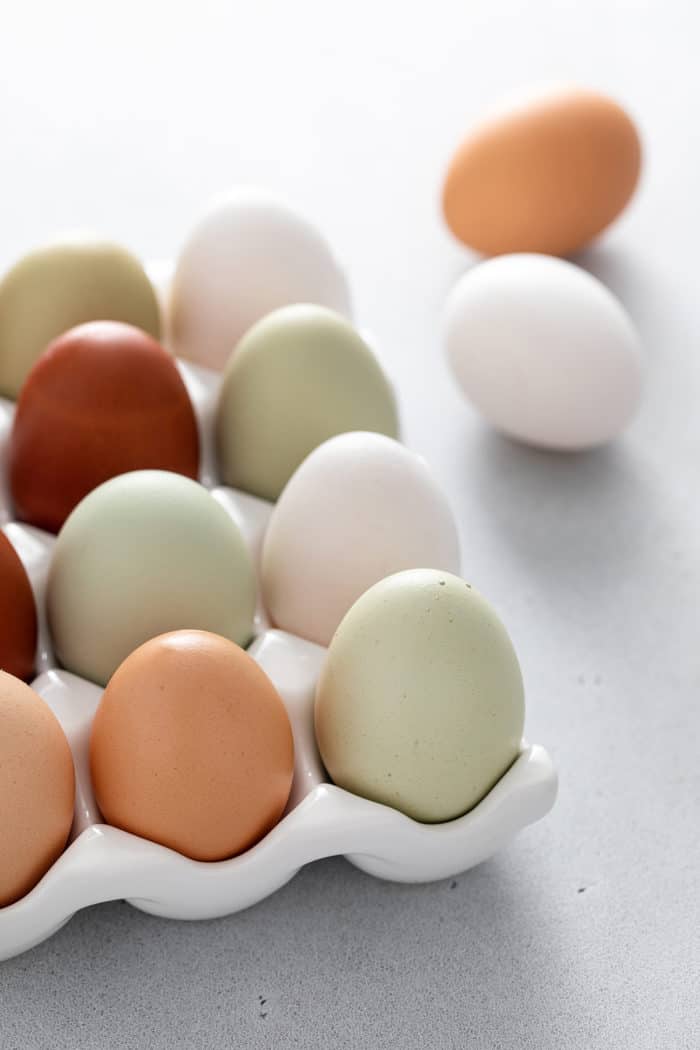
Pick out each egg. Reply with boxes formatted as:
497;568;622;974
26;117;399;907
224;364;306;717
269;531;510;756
442;87;641;256
262;433;460;646
169;188;351;370
315;569;524;823
90;630;294;861
216;305;399;501
0;531;37;681
0;238;160;399
47;471;256;686
0;672;75;906
9;322;200;533
444;254;643;449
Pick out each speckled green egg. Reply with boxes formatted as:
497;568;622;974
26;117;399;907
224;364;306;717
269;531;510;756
47;471;256;686
0;238;160;399
215;304;399;501
315;569;525;823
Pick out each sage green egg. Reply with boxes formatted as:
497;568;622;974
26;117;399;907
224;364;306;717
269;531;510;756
47;471;256;686
215;304;399;501
315;569;525;823
0;239;160;399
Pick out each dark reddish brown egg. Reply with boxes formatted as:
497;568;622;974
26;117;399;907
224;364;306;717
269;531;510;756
0;531;37;681
8;321;200;533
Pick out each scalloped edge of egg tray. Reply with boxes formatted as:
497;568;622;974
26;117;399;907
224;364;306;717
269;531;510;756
0;615;557;962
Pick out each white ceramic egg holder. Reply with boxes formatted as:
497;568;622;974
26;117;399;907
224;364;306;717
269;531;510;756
0;329;557;964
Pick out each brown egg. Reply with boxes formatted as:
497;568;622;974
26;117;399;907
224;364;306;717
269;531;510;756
9;321;200;533
0;672;75;907
90;630;294;861
0;531;37;681
442;87;642;257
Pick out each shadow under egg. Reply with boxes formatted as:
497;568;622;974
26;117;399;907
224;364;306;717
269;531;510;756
463;425;654;589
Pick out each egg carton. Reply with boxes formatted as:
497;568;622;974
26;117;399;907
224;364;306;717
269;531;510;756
0;299;557;963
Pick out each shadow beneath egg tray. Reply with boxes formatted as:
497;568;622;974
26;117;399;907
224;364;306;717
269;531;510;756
465;425;653;586
0;850;594;1043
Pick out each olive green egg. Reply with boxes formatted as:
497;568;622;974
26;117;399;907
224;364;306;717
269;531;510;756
215;304;399;501
47;471;256;686
315;569;525;823
0;238;160;399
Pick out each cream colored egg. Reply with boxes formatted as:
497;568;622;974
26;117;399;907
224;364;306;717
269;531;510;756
169;189;351;370
261;433;460;646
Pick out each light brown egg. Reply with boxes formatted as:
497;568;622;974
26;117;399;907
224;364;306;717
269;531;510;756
0;672;75;907
90;630;294;862
442;87;642;257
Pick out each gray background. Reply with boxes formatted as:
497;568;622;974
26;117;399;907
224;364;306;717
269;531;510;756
1;1;698;1046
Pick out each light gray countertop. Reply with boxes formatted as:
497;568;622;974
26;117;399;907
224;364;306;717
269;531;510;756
0;1;698;1046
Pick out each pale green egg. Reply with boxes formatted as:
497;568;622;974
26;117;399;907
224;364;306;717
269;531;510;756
0;239;160;399
215;304;399;501
315;569;525;823
47;471;255;686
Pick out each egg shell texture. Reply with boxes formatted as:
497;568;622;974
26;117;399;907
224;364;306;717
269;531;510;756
315;569;525;823
0;239;160;400
444;253;643;449
9;322;200;533
262;432;461;647
90;631;294;862
442;87;641;256
0;672;75;906
216;304;399;501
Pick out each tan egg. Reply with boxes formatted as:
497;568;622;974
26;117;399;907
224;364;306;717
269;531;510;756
90;630;295;861
442;87;642;257
0;672;75;907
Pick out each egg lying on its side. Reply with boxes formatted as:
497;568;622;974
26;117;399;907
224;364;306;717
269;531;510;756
0;530;37;681
169;189;351;370
47;471;256;686
0;672;75;907
90;630;294;861
315;569;525;823
0;238;160;400
216;305;399;501
262;432;460;647
444;253;643;449
442;86;641;257
9;322;200;533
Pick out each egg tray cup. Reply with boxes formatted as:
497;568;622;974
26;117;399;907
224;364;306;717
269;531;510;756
0;299;557;963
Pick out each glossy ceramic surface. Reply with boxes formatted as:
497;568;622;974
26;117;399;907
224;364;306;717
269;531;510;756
0;268;557;961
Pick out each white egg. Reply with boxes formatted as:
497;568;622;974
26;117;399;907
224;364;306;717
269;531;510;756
444;254;643;449
168;188;351;370
261;432;461;647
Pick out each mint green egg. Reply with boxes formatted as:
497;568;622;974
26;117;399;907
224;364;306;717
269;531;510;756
215;304;399;501
47;471;256;686
0;239;161;400
315;569;525;823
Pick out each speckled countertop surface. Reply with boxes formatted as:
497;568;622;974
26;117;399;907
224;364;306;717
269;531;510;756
0;1;698;1046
